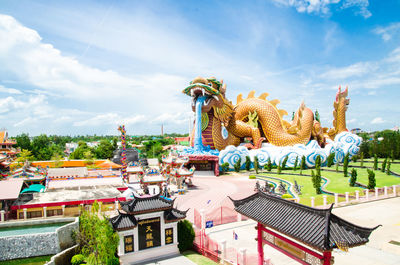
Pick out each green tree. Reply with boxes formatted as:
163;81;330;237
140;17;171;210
293;156;298;171
381;157;387;172
360;152;364;167
311;170;321;194
220;163;230;174
386;160;391;175
300;156;306;171
327;153;335;167
264;158;272;172
314;110;320;123
315;156;321;177
281;156;288;170
16;149;35;163
373;154;378;170
70;141;91;159
350;168;357;187
367;169;376;189
254;156;259;174
51;153;64;168
15;133;31;151
234;158;241;173
31;134;52;160
95;140;115;159
245;156;251;171
277;162;282;174
177;220;195;252
343;153;350;177
76;201;119;265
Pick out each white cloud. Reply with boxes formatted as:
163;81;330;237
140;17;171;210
271;0;371;17
320;62;376;79
0;85;23;94
347;118;357;124
151;112;192;125
373;22;400;42
73;113;146;127
0;95;46;114
371;117;385;124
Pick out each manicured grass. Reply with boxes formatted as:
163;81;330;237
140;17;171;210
0;255;52;265
182;250;219;265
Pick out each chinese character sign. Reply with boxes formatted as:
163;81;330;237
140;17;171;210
165;228;173;245
124;235;134;253
138;217;161;250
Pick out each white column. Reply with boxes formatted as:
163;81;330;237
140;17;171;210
0;210;4;222
355;190;359;201
61;205;65;216
220;240;227;263
365;190;369;201
375;187;379;199
311;197;315;207
200;209;206;230
384;186;388;197
345;192;349;203
240;248;247;265
114;201;118;211
23;208;27;220
393;185;397;197
43;206;47;218
334;193;338;205
323;195;327;207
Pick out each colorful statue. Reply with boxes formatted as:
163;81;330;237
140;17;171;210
183;76;349;150
118;125;128;180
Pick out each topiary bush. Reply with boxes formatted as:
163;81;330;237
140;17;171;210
264;158;272;172
245;156;251;171
234;158;241;173
71;254;85;265
343;153;350;177
373;154;378;170
327;153;335;168
249;175;256;179
350;168;357;187
220;162;230;174
367;169;376;189
254;156;259;174
281;194;293;199
281;156;288;170
178;219;195;252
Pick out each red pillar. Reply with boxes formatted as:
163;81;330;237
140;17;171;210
258;222;264;265
323;251;332;265
214;161;219;176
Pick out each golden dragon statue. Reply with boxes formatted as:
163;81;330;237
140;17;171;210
183;76;349;151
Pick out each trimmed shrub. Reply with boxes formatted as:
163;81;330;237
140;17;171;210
281;156;288;170
249;175;256;179
350;168;357;187
386;160;391;175
327;153;335;168
381;157;387;172
373;154;378;170
315;156;321;177
360;152;364;167
343;153;350;177
264;158;272;172
277;163;282;174
311;170;321;194
254;156;259;174
351;155;358;162
281;194;293;199
300;156;306;170
293;156;298;171
221;162;230;174
177;220;195;252
234;158;241;172
245;156;251;171
71;254;85;265
367;169;376;189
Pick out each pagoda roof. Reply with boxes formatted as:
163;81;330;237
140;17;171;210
229;191;379;251
164;208;188;223
120;193;175;214
109;212;137;231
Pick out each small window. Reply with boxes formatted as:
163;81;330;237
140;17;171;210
124;235;134;253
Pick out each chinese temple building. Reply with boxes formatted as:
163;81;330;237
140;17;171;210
110;194;187;264
0;130;19;171
161;154;195;189
230;190;379;265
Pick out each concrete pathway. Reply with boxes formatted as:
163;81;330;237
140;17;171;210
134;254;196;265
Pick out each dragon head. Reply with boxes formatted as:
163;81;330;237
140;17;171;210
182;76;226;113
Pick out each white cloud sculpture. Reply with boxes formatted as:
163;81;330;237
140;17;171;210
219;131;362;169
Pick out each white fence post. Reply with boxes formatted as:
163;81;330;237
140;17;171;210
393;185;397;197
62;205;65;216
114;201;118;211
240;248;247;265
345;192;349;203
384;186;388;197
237;213;242;222
43;206;47;218
0;210;4;222
365;190;369;201
311;197;315;207
375;187;379;199
323;195;327;207
220;239;227;263
23;208;27;220
200;209;206;230
355;190;359;201
334;193;338;205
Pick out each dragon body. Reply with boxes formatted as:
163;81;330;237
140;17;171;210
183;77;349;151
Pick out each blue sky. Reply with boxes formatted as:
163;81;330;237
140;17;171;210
0;0;399;136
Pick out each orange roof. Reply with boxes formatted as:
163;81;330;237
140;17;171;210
0;131;16;145
175;137;190;142
31;160;106;168
0;131;5;143
98;159;122;169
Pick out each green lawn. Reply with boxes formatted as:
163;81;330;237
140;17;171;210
0;255;52;265
182;250;219;265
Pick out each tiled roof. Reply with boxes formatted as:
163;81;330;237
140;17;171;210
229;191;379;251
109;212;137;230
164;208;188;222
120;194;174;214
